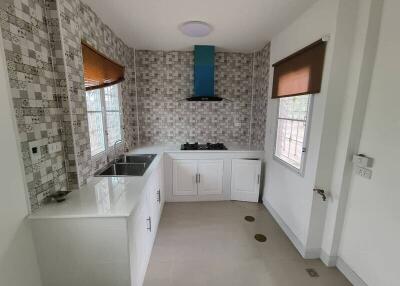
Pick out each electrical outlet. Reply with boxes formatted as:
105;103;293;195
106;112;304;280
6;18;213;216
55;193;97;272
48;142;62;154
29;142;41;163
355;166;372;179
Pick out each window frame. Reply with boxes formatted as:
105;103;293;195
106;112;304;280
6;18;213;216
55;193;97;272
273;94;314;176
86;84;124;159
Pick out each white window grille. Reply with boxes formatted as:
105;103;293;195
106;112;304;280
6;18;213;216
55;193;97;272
274;94;312;174
85;84;122;157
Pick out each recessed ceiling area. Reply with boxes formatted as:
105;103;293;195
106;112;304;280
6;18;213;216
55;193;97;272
81;0;318;52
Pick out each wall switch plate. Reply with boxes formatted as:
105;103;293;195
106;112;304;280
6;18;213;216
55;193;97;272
355;166;372;179
353;154;373;168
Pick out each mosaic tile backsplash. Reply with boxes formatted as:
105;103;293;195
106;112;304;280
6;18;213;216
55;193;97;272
55;0;137;186
0;0;137;210
0;0;270;211
0;0;68;210
135;50;270;146
251;43;270;150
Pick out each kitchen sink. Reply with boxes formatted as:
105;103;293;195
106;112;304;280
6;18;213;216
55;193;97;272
115;154;156;165
94;154;156;177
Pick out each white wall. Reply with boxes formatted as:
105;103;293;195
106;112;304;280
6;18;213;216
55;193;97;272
0;30;42;286
320;0;384;266
263;0;340;255
338;0;400;285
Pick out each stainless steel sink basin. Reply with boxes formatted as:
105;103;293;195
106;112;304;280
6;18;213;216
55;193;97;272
115;154;157;164
94;154;156;177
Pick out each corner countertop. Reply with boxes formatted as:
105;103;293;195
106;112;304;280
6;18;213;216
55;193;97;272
28;144;264;220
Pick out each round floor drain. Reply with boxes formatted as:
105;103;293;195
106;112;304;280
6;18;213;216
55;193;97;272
254;234;267;242
244;216;255;222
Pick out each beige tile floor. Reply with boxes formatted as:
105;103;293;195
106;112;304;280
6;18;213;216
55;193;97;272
144;201;351;286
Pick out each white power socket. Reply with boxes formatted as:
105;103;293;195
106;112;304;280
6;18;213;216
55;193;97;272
355;166;372;179
48;142;62;154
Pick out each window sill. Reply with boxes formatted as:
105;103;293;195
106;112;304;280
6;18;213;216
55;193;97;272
272;154;305;177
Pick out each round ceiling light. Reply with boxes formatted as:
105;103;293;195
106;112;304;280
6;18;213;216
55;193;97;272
179;21;212;37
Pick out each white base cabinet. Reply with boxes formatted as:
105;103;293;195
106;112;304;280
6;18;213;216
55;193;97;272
165;151;264;202
129;158;164;286
31;157;165;286
231;159;261;202
173;159;224;198
172;160;198;196
197;160;224;195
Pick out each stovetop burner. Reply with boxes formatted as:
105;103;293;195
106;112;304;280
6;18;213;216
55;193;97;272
181;142;228;151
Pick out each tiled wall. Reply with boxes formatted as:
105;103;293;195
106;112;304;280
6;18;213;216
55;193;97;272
55;0;137;186
136;50;256;146
0;0;269;211
251;43;270;149
0;0;67;210
0;0;136;210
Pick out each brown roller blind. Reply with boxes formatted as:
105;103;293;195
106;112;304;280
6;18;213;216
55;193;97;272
81;41;125;91
272;39;327;99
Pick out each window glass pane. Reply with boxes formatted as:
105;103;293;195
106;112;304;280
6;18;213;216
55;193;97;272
278;95;309;120
104;85;120;111
85;89;102;112
106;111;122;146
87;112;105;156
275;95;310;171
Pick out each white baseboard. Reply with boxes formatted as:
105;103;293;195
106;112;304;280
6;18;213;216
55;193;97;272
337;257;368;286
263;200;367;286
263;200;320;259
320;249;338;267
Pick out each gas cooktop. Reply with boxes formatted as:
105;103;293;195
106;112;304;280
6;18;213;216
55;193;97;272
181;142;228;151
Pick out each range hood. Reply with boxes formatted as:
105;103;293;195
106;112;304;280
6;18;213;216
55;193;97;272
185;45;227;102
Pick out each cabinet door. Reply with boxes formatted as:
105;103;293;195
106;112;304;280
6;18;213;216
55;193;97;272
145;180;158;246
231;159;261;202
131;196;152;286
197;160;224;195
149;164;162;231
173;160;198;196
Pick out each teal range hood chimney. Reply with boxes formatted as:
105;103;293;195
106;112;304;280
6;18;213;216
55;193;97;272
186;45;226;101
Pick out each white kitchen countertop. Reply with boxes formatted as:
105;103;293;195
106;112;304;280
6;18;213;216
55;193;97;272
131;144;264;153
29;144;263;220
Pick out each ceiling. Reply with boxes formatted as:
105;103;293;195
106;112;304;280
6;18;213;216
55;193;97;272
81;0;318;52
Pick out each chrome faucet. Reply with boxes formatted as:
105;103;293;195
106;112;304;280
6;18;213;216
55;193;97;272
112;139;123;163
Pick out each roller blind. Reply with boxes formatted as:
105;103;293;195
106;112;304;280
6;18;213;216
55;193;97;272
81;42;125;91
271;39;327;99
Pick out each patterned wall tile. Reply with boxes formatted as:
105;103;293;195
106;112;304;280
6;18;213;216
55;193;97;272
0;0;269;211
56;0;137;185
251;43;270;150
136;50;259;146
0;0;67;210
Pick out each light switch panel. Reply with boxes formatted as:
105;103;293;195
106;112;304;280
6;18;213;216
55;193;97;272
352;154;373;168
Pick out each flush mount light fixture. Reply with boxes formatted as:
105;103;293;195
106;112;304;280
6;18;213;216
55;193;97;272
179;21;212;37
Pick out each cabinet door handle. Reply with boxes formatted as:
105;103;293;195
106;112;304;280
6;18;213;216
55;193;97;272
257;174;260;185
198;173;201;183
146;216;152;232
195;174;199;184
157;189;161;203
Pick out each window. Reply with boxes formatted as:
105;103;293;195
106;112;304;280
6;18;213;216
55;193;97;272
274;94;312;173
85;84;122;157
